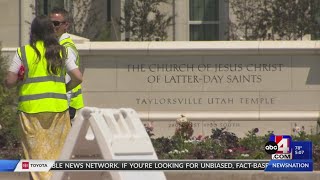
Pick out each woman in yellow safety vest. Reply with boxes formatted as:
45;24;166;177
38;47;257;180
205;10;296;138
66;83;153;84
5;15;82;180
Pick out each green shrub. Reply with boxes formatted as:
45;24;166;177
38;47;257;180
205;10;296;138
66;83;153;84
145;118;320;170
0;45;21;159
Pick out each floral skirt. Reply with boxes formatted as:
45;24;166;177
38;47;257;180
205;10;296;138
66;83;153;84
19;110;71;180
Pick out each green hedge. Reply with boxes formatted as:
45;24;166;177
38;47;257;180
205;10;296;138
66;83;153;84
146;120;320;170
0;46;21;159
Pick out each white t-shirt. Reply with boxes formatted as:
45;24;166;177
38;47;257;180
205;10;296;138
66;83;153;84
59;33;78;105
59;33;77;83
8;47;78;73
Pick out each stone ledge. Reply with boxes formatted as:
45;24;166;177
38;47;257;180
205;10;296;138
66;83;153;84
75;41;319;56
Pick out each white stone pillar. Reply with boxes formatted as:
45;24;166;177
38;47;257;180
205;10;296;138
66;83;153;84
20;0;35;46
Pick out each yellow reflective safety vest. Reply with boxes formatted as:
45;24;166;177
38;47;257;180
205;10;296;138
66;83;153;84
17;41;68;113
60;35;84;110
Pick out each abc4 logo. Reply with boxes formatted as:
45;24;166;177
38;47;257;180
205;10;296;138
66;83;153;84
265;141;278;154
265;137;291;155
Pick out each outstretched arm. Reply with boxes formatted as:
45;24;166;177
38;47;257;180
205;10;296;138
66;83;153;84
5;52;21;88
5;71;18;88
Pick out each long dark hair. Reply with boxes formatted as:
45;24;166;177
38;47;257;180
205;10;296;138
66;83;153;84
29;15;66;75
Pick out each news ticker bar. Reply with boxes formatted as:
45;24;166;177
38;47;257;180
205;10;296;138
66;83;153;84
52;160;269;170
0;160;313;172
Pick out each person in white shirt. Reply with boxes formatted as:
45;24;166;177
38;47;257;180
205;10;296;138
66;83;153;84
50;7;84;122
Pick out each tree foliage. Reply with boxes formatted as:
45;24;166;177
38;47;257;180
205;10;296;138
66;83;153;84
229;0;320;40
229;0;271;40
0;45;20;154
68;0;112;41
118;0;174;41
34;0;112;41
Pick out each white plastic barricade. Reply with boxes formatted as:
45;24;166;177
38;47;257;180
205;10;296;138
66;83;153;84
51;107;166;180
